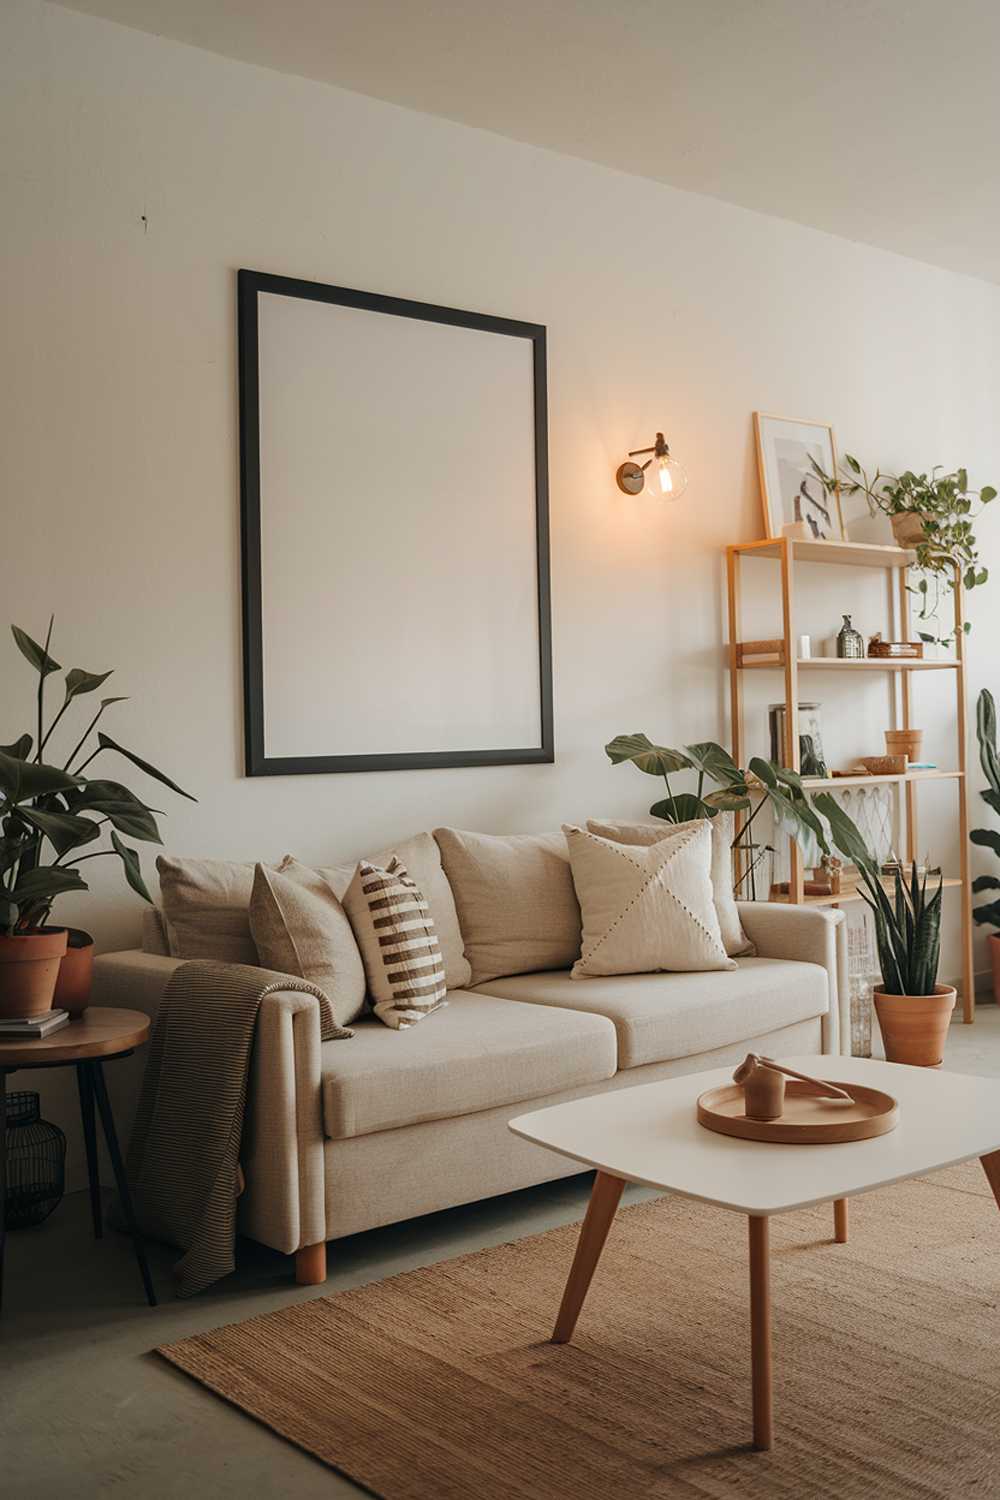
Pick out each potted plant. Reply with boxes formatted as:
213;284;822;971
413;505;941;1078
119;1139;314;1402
813;793;953;1065
810;455;995;648
1;619;195;1018
969;688;1000;1001
605;734;829;897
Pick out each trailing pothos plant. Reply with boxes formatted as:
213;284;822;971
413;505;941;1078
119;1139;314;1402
813;792;942;996
605;734;829;899
809;454;994;647
969;688;1000;933
1;618;195;936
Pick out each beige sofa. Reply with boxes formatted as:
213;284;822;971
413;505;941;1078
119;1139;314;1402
93;845;848;1286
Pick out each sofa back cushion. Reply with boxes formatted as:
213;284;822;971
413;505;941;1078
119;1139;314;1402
248;859;367;1030
321;831;471;991
434;828;582;985
586;814;754;957
156;855;259;964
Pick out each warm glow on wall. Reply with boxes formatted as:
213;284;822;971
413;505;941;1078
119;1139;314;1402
616;431;688;501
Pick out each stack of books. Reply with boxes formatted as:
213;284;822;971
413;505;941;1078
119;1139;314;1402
0;1009;70;1040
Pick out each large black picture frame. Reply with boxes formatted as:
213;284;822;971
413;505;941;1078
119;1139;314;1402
237;269;553;777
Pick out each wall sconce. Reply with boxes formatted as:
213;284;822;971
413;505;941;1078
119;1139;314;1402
615;432;688;500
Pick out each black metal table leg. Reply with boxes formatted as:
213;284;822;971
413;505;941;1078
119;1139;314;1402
1;1068;7;1313
75;1063;103;1240
88;1062;156;1307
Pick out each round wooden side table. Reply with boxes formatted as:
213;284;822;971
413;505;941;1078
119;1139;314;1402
0;1007;156;1310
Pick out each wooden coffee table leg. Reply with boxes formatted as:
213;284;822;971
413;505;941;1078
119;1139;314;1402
834;1198;848;1243
551;1171;624;1344
980;1149;1000;1206
748;1215;773;1451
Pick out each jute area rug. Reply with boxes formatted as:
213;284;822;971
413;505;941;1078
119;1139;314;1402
159;1162;1000;1499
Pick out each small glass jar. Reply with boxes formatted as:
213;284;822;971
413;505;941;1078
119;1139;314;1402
837;614;865;659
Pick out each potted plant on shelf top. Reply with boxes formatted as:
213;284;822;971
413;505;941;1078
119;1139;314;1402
1;618;195;1020
969;688;1000;1002
813;792;952;1065
605;733;830;897
810;454;995;648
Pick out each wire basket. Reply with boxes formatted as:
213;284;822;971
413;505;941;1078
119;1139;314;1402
4;1091;66;1229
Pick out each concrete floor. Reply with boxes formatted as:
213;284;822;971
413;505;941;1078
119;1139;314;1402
4;1007;1000;1500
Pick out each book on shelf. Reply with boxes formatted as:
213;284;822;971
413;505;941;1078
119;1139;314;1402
0;1010;70;1039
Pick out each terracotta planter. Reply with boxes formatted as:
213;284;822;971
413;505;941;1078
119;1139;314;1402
52;928;95;1018
891;512;927;547
884;728;923;764
0;928;69;1021
874;984;956;1067
990;934;1000;1005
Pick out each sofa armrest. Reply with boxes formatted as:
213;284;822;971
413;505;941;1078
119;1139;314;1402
92;950;327;1256
736;904;849;1055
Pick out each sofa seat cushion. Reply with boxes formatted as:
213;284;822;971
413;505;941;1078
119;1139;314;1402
474;958;828;1070
321;992;617;1141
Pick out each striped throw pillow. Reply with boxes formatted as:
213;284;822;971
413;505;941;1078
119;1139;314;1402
344;857;448;1029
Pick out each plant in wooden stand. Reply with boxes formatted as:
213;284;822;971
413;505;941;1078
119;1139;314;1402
1;619;195;1020
813;793;953;1065
969;688;1000;1001
810;455;994;647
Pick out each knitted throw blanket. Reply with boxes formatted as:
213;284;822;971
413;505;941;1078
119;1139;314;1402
125;959;352;1298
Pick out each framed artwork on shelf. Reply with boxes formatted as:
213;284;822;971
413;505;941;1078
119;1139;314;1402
753;413;844;541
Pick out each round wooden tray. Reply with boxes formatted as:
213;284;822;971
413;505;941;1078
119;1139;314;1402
697;1079;899;1144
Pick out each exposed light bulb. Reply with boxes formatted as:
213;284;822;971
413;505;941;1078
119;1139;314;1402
646;452;688;501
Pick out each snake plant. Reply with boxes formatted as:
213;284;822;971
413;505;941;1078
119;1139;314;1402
970;688;1000;932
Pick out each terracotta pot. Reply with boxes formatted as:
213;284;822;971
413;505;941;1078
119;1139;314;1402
874;984;956;1067
884;728;923;764
52;927;95;1018
891;512;927;547
990;934;1000;1005
0;928;69;1021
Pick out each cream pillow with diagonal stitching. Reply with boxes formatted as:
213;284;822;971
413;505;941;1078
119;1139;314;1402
564;823;736;978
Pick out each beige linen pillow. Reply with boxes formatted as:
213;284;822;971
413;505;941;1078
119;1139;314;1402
248;860;366;1031
564;822;735;978
321;831;471;991
586;814;754;957
156;855;258;964
343;858;448;1029
433;828;582;986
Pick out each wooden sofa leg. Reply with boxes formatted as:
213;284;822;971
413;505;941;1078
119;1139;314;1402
295;1242;327;1285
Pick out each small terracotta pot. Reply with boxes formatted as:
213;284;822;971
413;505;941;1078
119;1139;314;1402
874;984;956;1067
891;512;927;547
884;728;923;764
990;934;1000;1005
52;928;95;1018
0;928;69;1020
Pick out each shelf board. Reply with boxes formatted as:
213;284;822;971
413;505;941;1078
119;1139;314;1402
768;876;964;908
738;656;959;672
728;537;916;569
800;770;963;790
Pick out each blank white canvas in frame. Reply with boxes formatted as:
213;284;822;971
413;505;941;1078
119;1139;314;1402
256;292;541;759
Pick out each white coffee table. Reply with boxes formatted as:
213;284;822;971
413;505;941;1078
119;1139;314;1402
509;1056;1000;1451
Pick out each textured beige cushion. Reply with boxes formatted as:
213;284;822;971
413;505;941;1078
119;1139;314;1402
322;832;471;991
156;855;259;964
475;958;828;1069
434;828;582;985
321;991;616;1140
342;858;448;1029
587;814;754;957
248;860;366;1030
564;822;735;977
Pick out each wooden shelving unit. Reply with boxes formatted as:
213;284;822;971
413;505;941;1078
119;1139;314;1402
725;536;975;1023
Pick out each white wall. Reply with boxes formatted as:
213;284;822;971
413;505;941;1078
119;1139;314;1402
4;0;1000;1187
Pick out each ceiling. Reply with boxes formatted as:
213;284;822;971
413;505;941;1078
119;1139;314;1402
57;0;1000;285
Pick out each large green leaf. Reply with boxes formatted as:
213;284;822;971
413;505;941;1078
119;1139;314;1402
96;734;196;801
680;741;741;786
0;749;82;804
972;875;1000;894
973;898;1000;929
0;734;32;760
17;806;101;857
980;789;1000;818
811;792;878;873
605;734;691;777
66;779;162;843
64;667;114;701
10;865;88;906
977;689;1000;795
648;794;715;824
11;624;61;677
970;828;1000;858
111;831;153;903
748;757;778;789
702;790;752;813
